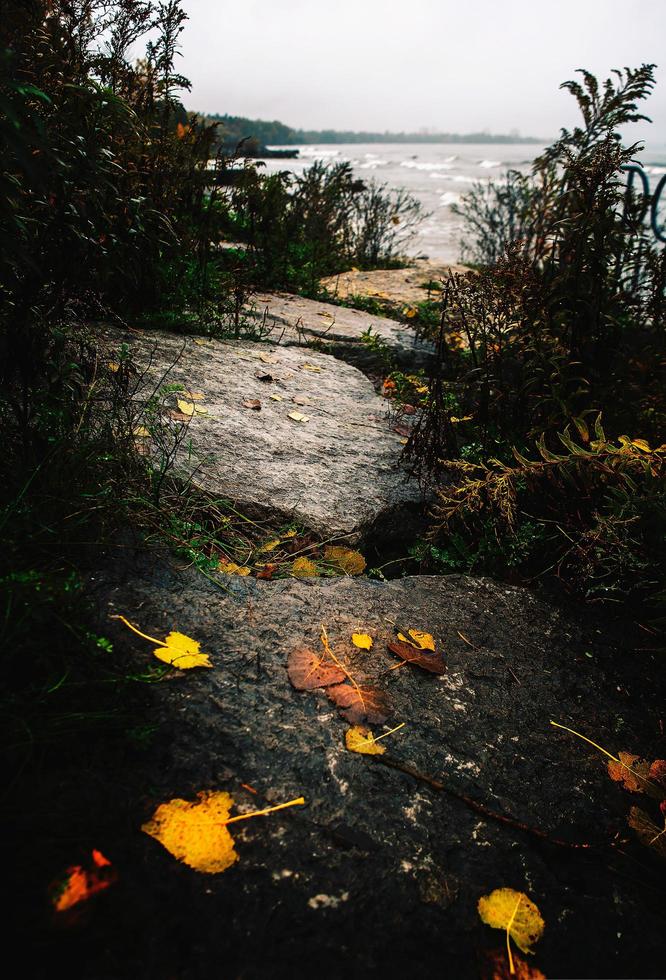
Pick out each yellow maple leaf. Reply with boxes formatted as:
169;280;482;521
291;557;319;578
323;546;367;576
142;792;306;874
397;629;435;651
112;615;212;669
478;888;545;973
345;725;386;755
352;633;373;650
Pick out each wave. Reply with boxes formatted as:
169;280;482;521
400;160;455;171
439;191;461;207
478;159;501;168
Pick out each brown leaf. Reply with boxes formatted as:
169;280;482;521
254;371;273;382
649;759;666;791
256;562;277;580
169;410;191;422
292;395;311;406
628;805;666;859
323;545;367;576
387;639;446;674
287;647;346;690
243;399;261;410
392;424;411;437
482;950;547;980
326;682;389;725
608;752;654;794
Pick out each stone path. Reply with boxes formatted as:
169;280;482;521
101;325;423;542
249;291;435;371
320;258;469;309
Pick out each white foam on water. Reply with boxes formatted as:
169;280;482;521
439;191;461;207
400;160;455;171
478;159;501;168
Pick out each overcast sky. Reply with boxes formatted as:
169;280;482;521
180;0;666;144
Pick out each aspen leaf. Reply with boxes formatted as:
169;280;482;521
607;752;652;793
51;849;117;912
142;791;238;873
397;629;436;651
352;633;373;650
287;647;346;690
323;545;367;576
153;631;213;669
345;725;385;755
291;557;319;578
628;806;666;859
288;411;309;422
478;888;545;957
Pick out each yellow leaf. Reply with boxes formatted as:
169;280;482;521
451;415;474;423
142;791;238;874
631;438;651;453
220;561;251;576
153;631;213;669
260;353;278;364
352;633;373;650
402;307;417;318
133;425;150;437
345;725;386;756
478;888;545;972
142;791;306;874
282;529;297;538
397;629;436;651
177;399;207;417
107;361;120;373
259;538;281;553
291;557;319;578
323;545;367;576
288;411;309;422
300;363;322;373
184;390;205;401
269;394;283;401
415;385;429;394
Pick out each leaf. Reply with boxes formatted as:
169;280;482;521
482;949;547;980
326;682;389;725
260;353;279;364
291;557;319;578
107;361;120;373
177;399;207;417
243;399;261;410
153;631;213;669
259;538;281;553
300;363;322;373
393;424;411;437
255;371;273;381
387;639;445;674
183;390;204;401
607;752;652;793
292;394;311;405
628;806;666;859
287;647;346;690
51;850;117;912
269;393;283;401
133;425;150;438
323;545;367;576
345;725;386;755
352;633;373;650
478;889;545;962
256;562;277;580
397;629;436;651
288;411;309;422
649;759;666;790
142;791;237;874
219;560;251;576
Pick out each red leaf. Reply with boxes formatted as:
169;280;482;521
243;399;261;410
287;647;346;690
387;639;446;674
326;682;389;725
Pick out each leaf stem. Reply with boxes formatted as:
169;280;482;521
223;796;306;826
110;614;163;646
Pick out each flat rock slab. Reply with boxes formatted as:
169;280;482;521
100;326;422;541
320;258;469;309
250;291;435;371
88;563;664;980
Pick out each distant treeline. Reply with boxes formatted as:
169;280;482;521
205;113;543;148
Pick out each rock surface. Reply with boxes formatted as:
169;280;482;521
250;291;435;371
100;326;423;541
88;560;665;980
320;258;469;309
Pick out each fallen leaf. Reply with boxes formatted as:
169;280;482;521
219;560;251;576
107;361;120;373
292;394;311;406
451;415;474;423
482;949;547;980
478;889;545;966
112;616;212;669
345;725;386;755
649;759;666;790
628;806;666;858
243;399;262;410
287;647;346;690
402;404;416;416
288;411;309;422
269;394;283;401
282;529;298;538
291;557;319;578
260;353;279;364
326;681;389;725
142;791;237;874
184;391;205;401
256;562;277;580
259;538;281;553
300;363;322;373
169;410;191;422
193;338;209;346
393;424;411;437
177;399;207;417
352;633;373;650
608;752;652;793
255;371;273;382
133;425;150;437
387;639;445;674
323;546;367;576
397;629;436;651
51;850;117;912
402;307;417;318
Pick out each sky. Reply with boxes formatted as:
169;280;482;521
179;0;666;145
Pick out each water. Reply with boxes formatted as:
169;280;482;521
255;141;666;263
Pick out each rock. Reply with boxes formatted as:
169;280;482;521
249;291;435;371
99;326;423;541
91;564;665;980
320;258;470;310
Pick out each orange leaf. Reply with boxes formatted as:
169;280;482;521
607;752;653;794
51;850;117;912
387;639;446;674
287;647;346;690
326;681;389;725
482;949;547;980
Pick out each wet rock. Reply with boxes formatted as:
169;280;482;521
99;326;423;541
249;290;435;371
90;563;665;980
